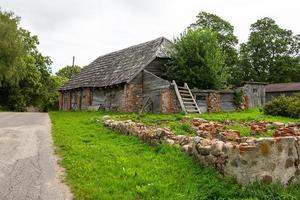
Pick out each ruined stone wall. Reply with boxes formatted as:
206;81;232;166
160;88;181;113
103;118;300;185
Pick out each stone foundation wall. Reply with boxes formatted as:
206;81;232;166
103;118;300;185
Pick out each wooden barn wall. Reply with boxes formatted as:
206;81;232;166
241;84;265;107
59;88;93;111
63;92;70;111
144;58;168;78
266;91;299;102
59;93;63;110
70;90;80;110
193;91;235;112
92;89;106;109
220;93;235;111
91;86;125;111
142;70;171;113
193;92;208;113
81;88;92;109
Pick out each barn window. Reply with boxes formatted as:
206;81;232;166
253;88;258;93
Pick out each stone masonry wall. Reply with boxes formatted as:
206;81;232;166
160;88;181;113
125;83;143;112
207;93;221;112
104;118;300;185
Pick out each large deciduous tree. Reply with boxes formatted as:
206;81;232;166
190;12;239;85
0;11;26;86
167;29;226;89
239;17;300;83
0;9;62;111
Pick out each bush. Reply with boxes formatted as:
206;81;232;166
263;94;300;118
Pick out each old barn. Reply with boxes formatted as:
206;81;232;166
59;37;183;113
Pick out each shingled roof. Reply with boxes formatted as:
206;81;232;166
266;82;300;92
60;37;172;91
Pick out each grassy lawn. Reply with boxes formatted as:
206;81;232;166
50;111;300;200
193;108;300;123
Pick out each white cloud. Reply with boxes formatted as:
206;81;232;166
1;0;300;73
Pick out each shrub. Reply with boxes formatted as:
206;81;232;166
263;94;300;118
233;90;244;110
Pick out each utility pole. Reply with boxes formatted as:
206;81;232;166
72;56;75;67
71;56;75;75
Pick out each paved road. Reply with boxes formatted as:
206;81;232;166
0;112;72;200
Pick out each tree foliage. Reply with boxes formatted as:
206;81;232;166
0;10;26;86
190;12;239;85
0;9;64;111
167;29;226;89
239;17;300;83
56;65;81;79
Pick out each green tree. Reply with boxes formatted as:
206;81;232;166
190;12;239;85
56;65;81;79
239;17;300;83
0;10;26;86
167;29;226;89
0;9;58;111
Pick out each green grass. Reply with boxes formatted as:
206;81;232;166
50;111;300;200
225;124;251;137
192;108;300;123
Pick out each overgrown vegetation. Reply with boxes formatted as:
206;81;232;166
50;111;300;199
233;90;244;110
263;94;300;118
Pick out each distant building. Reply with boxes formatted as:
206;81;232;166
265;82;300;102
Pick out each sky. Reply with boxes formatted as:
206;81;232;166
1;0;300;73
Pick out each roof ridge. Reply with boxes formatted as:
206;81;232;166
89;37;168;64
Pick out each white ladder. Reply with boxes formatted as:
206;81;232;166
172;80;201;114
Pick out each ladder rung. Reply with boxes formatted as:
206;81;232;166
185;106;197;109
182;98;193;101
181;94;192;97
186;110;200;113
177;86;188;90
183;102;195;105
179;90;190;94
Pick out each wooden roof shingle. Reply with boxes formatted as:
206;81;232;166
266;82;300;93
60;37;172;91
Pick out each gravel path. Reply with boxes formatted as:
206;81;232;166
0;112;72;200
